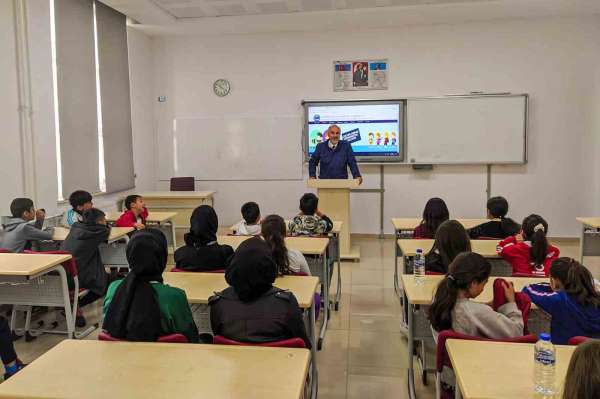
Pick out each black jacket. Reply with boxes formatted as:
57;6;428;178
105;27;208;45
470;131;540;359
209;286;311;349
174;243;234;271
469;220;519;239
425;252;448;275
60;222;110;295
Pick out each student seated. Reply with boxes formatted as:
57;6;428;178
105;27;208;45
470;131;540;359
174;205;233;271
61;208;111;326
426;220;471;274
103;229;198;343
522;258;600;345
261;214;310;276
1;316;25;380
563;340;600;399
115;194;148;230
469;196;520;239
209;237;311;348
429;252;524;339
233;201;261;236
288;193;333;236
60;190;93;228
413;197;449;239
0;198;53;253
497;214;559;276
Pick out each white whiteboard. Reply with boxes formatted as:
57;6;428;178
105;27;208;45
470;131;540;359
164;116;303;180
406;95;527;164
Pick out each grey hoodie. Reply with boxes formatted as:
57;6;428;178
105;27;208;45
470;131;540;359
0;217;54;253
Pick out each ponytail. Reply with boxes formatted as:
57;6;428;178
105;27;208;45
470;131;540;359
429;252;492;332
522;214;549;266
550;258;600;308
260;215;290;276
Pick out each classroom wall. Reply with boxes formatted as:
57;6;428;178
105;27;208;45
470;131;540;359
145;14;600;236
0;1;24;215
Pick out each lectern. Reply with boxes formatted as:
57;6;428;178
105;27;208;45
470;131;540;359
307;178;360;260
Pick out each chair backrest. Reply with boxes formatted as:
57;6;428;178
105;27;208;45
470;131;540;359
98;331;188;343
492;278;532;332
170;177;195;191
213;335;306;348
436;330;538;372
170;267;225;273
24;250;78;277
0;249;11;253
568;336;590;345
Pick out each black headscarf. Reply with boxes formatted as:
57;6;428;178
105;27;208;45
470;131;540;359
184;205;218;247
225;237;277;302
103;228;167;341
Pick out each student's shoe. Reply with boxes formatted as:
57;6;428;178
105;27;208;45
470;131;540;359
76;315;86;328
3;359;26;381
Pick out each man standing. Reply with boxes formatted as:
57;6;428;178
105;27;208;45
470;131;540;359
309;125;363;184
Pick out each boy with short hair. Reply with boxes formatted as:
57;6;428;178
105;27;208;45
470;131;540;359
115;195;148;230
288;193;333;236
0;198;53;253
61;190;94;227
233;201;261;236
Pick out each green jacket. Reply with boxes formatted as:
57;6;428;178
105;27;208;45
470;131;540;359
104;280;199;343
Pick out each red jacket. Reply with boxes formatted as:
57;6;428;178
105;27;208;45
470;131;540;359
115;207;148;228
497;235;560;276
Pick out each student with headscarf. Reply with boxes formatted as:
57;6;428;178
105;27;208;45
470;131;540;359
103;229;198;342
209;237;311;348
174;205;234;271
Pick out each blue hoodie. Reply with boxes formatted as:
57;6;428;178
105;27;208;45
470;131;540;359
522;283;600;344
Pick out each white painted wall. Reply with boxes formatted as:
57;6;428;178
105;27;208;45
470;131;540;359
145;15;600;236
0;1;24;215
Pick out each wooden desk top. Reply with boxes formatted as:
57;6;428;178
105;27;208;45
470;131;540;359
0;253;72;276
0;340;310;399
163;272;319;308
576;217;600;228
105;211;177;223
135;191;216;199
397;239;500;258
401;274;548;305
228;220;343;235
447;340;574;399
391;218;489;231
52;227;133;242
218;235;329;256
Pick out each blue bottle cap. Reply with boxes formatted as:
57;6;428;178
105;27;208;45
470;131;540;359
416;249;423;253
539;333;551;341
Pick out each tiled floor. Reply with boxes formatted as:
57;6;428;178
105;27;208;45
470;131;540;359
7;237;599;398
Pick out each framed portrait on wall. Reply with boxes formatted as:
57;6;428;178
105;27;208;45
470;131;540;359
334;59;388;91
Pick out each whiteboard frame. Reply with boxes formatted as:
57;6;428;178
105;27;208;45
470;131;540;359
301;93;528;165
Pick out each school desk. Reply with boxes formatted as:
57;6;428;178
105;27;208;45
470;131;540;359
0;340;311;399
163;272;319;399
447;340;574;399
118;191;215;235
51;226;133;242
0;253;76;338
226;221;343;311
576;217;600;263
105;211;178;248
401;274;549;399
217;235;332;349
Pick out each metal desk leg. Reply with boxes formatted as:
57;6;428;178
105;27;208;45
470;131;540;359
318;253;329;350
334;233;341;311
170;220;177;249
394;229;400;297
407;302;417;399
579;224;586;263
309;300;319;399
455;385;462;399
57;268;74;339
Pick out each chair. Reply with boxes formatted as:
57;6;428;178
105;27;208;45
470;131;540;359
170;177;195;191
568;336;590;345
98;331;189;343
0;249;11;253
213;335;306;348
170;267;225;273
492;278;532;333
435;330;538;399
20;250;98;339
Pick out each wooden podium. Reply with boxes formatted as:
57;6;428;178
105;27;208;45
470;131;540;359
308;178;360;260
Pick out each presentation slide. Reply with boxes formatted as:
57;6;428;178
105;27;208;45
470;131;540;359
307;103;401;158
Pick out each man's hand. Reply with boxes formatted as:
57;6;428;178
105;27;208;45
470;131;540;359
357;176;363;185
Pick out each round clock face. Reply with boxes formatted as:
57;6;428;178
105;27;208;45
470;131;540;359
213;79;231;97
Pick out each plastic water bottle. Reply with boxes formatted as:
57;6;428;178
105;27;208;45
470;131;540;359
534;333;556;396
414;249;425;285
